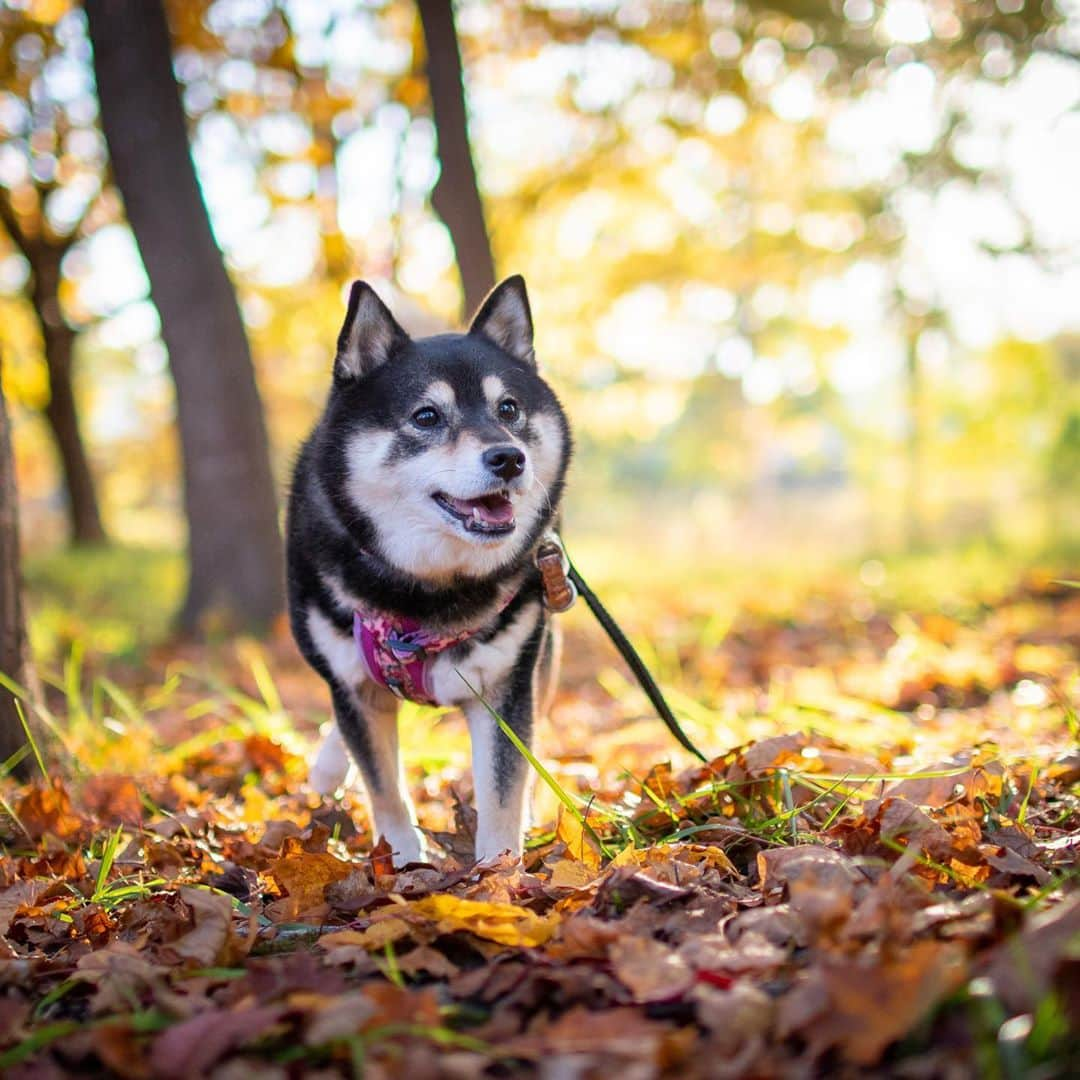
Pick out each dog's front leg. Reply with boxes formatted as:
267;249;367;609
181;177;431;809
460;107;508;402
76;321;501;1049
463;614;547;863
309;722;351;796
330;680;426;865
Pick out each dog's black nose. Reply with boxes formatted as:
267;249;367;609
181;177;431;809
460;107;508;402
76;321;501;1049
483;445;526;481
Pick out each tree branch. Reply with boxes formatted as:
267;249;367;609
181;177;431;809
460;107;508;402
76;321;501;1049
0;190;33;260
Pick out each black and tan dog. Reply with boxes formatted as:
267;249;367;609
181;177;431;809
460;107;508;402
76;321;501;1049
287;277;571;865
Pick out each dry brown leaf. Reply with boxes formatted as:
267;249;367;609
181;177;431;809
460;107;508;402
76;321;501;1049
812;941;968;1064
982;893;1080;1013
300;990;376;1046
15;780;86;841
74;941;185;1016
610;934;695;1003
149;1004;288;1080
692;981;773;1055
165;887;240;967
81;775;145;827
268;846;352;918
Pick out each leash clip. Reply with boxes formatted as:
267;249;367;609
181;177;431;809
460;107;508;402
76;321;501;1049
535;531;577;613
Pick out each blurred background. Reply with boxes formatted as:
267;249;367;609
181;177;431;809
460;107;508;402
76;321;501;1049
1;0;1079;657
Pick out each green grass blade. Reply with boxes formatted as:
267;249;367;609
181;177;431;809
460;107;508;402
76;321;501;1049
247;648;283;715
92;825;125;903
96;675;142;727
456;670;611;858
15;699;47;779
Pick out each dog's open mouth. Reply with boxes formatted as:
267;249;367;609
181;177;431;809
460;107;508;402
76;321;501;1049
433;491;516;535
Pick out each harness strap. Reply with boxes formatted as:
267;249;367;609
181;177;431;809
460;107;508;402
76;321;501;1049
354;588;517;705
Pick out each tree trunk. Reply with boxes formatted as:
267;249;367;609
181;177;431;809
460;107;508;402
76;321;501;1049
32;254;107;545
904;328;925;551
416;0;496;318
0;351;33;775
85;0;284;633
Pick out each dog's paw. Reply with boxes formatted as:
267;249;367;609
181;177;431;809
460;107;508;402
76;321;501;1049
308;760;349;797
473;838;524;865
385;827;429;867
473;851;522;872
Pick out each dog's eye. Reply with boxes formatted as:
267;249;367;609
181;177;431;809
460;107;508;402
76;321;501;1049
497;399;520;423
412;406;441;429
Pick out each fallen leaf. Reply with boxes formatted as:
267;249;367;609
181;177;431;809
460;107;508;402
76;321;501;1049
15;780;86;841
555;806;602;869
318;916;413;954
692;981;773;1057
268;845;352;919
547;858;597;890
165;887;240;967
982;894;1080;1013
410;894;559;947
811;941;968;1064
149;1004;288;1079
81;775;144;827
301;990;376;1046
610;935;694;1003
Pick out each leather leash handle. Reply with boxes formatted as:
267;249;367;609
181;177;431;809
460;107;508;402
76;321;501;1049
566;562;710;764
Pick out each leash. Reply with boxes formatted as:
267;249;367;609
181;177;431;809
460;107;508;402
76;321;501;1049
535;535;710;763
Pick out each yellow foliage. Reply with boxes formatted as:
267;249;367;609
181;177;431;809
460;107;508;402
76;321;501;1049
547;859;596;889
410;894;559;947
555;805;602;869
319;917;413;953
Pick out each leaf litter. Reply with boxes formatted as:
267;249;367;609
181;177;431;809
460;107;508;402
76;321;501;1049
0;572;1077;1076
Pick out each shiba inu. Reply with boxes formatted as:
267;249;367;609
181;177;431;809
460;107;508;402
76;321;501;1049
286;276;571;865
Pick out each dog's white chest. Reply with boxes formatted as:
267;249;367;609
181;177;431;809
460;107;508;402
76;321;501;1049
425;602;541;706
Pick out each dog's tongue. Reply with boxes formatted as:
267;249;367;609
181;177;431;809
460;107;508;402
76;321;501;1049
449;493;514;525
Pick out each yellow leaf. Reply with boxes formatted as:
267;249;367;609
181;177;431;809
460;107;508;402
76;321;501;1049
410;894;559;947
548;859;597;890
319;917;412;952
556;806;602;870
609;843;641;869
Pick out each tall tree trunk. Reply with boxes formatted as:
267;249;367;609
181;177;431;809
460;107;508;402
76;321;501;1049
904;327;925;551
0;201;107;547
85;0;284;633
416;0;496;318
32;254;106;545
0;351;33;775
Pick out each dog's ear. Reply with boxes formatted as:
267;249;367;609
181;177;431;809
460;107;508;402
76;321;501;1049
335;281;409;379
468;275;535;367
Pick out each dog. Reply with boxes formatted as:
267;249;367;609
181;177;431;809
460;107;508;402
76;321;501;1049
286;276;571;865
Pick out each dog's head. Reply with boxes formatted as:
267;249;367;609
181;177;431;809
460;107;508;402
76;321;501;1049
318;276;571;582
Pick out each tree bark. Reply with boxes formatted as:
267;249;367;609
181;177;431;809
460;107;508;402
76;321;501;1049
904;327;925;551
0;198;107;546
0;350;33;775
85;0;284;632
416;0;496;318
31;253;107;545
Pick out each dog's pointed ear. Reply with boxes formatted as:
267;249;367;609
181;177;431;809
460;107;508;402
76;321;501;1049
335;281;409;379
468;275;535;366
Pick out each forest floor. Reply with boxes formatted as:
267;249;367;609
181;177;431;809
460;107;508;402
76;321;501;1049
0;545;1078;1078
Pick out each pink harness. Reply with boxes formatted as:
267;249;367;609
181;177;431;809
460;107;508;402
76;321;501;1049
353;593;516;705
